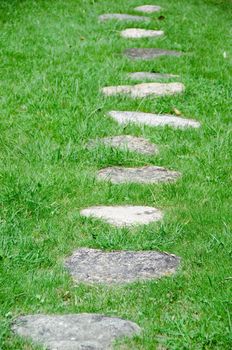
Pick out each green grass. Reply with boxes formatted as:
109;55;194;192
0;0;231;349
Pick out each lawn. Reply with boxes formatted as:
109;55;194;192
0;0;231;349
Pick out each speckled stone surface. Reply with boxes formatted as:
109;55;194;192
87;135;159;155
97;166;181;184
80;205;163;227
128;72;179;80
99;13;150;22
121;28;164;38
102;82;184;98
108;111;201;129
124;48;182;60
134;5;162;13
65;248;180;284
12;314;141;349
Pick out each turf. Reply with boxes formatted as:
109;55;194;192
0;0;231;349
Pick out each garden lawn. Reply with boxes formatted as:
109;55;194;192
0;0;231;349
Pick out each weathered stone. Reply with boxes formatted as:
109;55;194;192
12;314;141;349
87;135;159;155
102;82;184;98
99;13;150;22
65;248;180;284
80;205;163;227
134;5;162;13
124;48;182;60
108;111;201;129
128;72;179;80
121;28;164;38
97;166;181;184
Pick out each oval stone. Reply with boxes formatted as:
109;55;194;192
121;28;164;38
87;135;159;155
108;111;201;129
97;166;181;184
12;314;141;349
134;5;162;13
99;13;150;22
124;48;182;60
80;205;163;227
102;82;184;98
65;248;181;284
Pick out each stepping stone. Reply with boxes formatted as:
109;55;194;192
102;82;184;98
128;72;179;80
108;111;201;129
65;248;180;284
97;166;181;184
134;5;162;13
88;135;159;155
121;28;164;38
12;314;141;349
80;205;163;227
124;48;182;60
99;13;150;22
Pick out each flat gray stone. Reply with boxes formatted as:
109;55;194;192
97;166;181;184
99;13;150;22
65;248;180;284
121;28;164;38
102;82;184;98
12;314;141;349
108;111;201;129
128;72;179;80
134;5;162;13
80;205;163;227
87;135;159;155
124;48;182;60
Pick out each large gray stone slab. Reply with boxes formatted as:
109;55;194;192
80;205;163;227
102;82;184;98
124;48;182;60
108;111;201;129
121;28;164;38
87;135;159;155
99;13;150;22
128;72;179;80
97;166;181;184
65;248;180;284
12;314;141;349
134;5;162;13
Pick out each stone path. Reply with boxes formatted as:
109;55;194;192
97;166;181;184
87;135;159;155
121;28;164;38
13;314;141;349
108;110;201;129
124;48;182;60
80;205;163;227
65;248;180;284
102;82;184;98
134;5;162;13
11;1;201;348
128;72;179;80
99;13;150;22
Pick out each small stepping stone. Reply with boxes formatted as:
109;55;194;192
128;72;179;80
12;314;141;349
134;5;162;13
124;48;182;60
99;13;150;22
65;248;180;284
97;166;181;184
102;82;184;98
108;111;201;129
121;28;164;38
88;135;159;155
80;205;163;227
